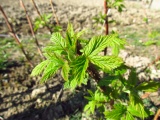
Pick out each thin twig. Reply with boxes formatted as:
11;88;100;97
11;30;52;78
154;109;160;120
31;0;41;18
20;0;45;59
31;0;52;33
148;0;153;9
50;0;60;26
0;5;33;67
104;0;109;55
137;55;160;74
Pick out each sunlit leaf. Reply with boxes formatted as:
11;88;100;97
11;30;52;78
43;46;63;55
89;55;123;72
31;60;49;76
61;61;70;81
136;81;160;92
104;103;127;120
127;103;149;119
121;111;134;120
83;35;110;56
71;56;89;86
41;61;62;83
127;68;139;86
41;65;60;83
98;76;119;86
84;101;96;114
83;34;125;56
50;32;66;49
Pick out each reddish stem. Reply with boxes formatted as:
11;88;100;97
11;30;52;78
0;5;33;67
104;0;109;55
50;0;60;26
31;0;52;33
104;0;109;35
20;0;45;59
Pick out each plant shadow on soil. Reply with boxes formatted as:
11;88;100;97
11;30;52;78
5;91;85;120
0;61;86;120
0;63;157;120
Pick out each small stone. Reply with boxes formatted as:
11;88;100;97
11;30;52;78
2;79;9;86
31;86;47;98
35;115;39;119
149;92;160;106
0;116;4;120
36;98;42;104
54;105;64;118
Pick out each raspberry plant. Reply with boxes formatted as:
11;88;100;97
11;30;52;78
31;23;160;119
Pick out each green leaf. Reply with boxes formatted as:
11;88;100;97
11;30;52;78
61;61;70;81
67;47;75;61
75;29;86;39
127;103;149;119
112;65;129;76
89;55;123;72
128;91;150;119
43;46;63;55
129;91;142;105
69;78;78;89
83;34;125;57
87;89;94;98
66;28;73;46
78;38;89;46
50;32;66;49
136;81;160;92
41;65;60;83
83;35;110;56
143;40;157;46
63;80;70;89
104;104;127;120
65;56;88;89
42;14;52;22
98;76;119;86
71;56;89;87
94;90;108;102
65;23;78;53
41;61;62;83
67;23;74;37
46;13;52;19
106;34;126;56
84;101;96;114
31;60;49;76
66;23;86;53
43;52;64;65
37;53;64;83
53;25;62;32
121;111;134;120
127;68;139;86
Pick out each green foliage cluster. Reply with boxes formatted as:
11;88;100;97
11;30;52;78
107;0;125;12
34;13;62;32
93;0;124;31
0;38;14;70
31;23;160;119
143;31;160;46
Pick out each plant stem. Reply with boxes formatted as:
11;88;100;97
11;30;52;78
104;0;109;55
31;0;52;33
0;5;33;67
104;1;114;108
20;0;45;60
77;42;106;92
138;55;160;74
50;0;60;26
148;0;153;9
154;109;160;120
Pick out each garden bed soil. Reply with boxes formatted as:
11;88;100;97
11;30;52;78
0;0;160;120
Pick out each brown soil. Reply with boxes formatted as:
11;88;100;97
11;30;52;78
0;0;160;120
